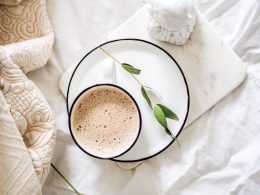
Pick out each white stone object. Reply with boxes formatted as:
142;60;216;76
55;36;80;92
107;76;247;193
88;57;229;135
147;0;197;45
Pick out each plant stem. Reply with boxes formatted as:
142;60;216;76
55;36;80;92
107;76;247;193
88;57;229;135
129;73;142;86
171;135;181;150
51;163;81;195
98;46;142;87
98;47;121;65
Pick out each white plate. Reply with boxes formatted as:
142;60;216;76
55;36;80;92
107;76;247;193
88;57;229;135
67;39;190;162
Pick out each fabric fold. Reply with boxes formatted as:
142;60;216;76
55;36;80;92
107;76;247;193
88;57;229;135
0;92;42;195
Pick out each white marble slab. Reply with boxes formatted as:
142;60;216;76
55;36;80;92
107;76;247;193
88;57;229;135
60;6;246;125
106;7;246;126
59;6;246;163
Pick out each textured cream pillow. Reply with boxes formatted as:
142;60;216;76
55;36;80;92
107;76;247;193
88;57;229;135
0;0;55;185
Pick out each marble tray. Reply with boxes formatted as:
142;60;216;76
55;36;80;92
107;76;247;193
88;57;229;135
106;7;246;127
60;6;246;163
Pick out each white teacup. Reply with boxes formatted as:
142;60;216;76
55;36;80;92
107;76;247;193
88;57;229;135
69;84;142;159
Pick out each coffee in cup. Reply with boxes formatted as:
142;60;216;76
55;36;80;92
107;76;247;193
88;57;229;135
69;84;141;159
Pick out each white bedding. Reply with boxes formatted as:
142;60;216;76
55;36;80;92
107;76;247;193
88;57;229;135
40;0;260;194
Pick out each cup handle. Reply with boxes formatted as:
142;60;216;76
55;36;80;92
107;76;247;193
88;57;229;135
102;58;117;84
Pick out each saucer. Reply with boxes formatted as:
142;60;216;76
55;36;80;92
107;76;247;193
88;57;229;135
67;39;190;162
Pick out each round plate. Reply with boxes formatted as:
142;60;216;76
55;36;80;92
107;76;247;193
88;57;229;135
67;38;190;162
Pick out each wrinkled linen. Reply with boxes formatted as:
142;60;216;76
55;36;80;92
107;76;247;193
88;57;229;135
42;0;260;194
0;0;56;188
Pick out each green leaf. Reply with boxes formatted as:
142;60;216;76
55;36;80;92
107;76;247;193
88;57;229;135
153;104;168;129
121;63;141;75
165;128;172;136
158;104;179;121
141;86;152;109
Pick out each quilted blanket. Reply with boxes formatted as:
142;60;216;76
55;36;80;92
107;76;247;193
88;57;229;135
0;0;56;193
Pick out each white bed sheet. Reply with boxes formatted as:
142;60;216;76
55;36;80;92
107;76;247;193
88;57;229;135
37;0;260;194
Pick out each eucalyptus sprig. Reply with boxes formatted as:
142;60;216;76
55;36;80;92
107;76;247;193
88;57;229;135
99;46;180;149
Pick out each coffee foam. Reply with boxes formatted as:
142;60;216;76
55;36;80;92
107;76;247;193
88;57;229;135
71;85;140;158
